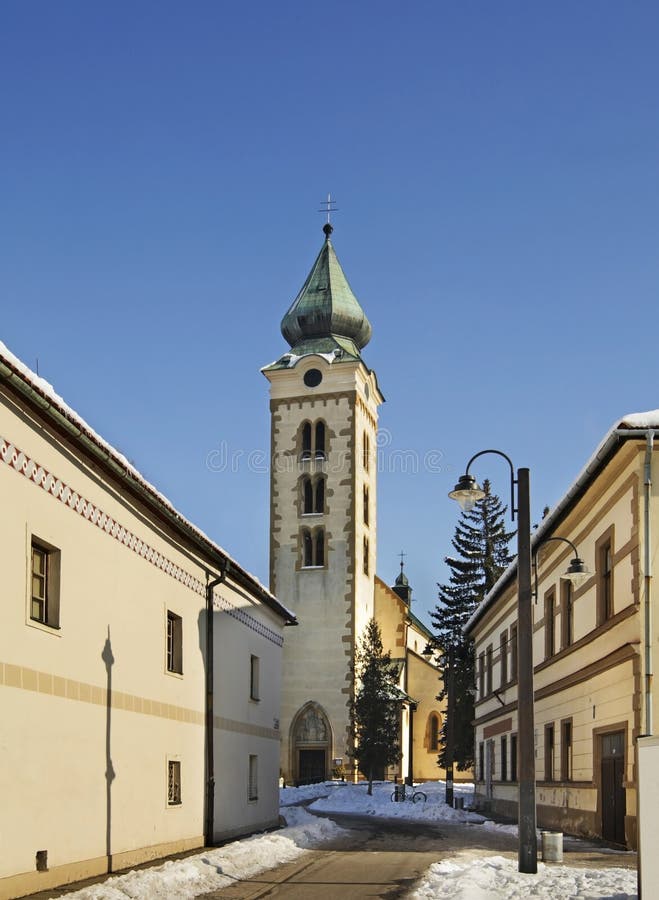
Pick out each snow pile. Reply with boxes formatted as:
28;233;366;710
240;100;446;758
309;780;485;823
410;854;637;899
280;780;339;806
55;807;345;899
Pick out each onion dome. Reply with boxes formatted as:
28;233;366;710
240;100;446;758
280;224;372;360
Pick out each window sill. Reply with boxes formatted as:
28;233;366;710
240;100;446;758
165;669;184;680
26;618;62;636
299;566;326;571
301;512;323;518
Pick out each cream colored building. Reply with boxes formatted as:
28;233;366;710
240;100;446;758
374;575;448;783
466;413;659;849
263;224;442;785
0;344;296;900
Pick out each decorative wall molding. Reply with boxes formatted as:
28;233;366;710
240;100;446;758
1;436;283;647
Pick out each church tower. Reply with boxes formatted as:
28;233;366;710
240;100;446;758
262;223;384;784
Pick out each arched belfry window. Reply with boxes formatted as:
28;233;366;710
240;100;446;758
315;528;325;566
300;475;326;516
315;422;326;459
302;529;313;567
301;422;312;460
299;420;328;461
301;526;326;568
303;477;313;514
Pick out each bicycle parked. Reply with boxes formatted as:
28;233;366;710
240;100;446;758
390;783;427;803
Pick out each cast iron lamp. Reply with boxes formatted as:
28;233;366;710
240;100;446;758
449;449;537;873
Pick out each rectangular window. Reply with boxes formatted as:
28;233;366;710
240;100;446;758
545;724;555;782
166;611;183;674
478;652;485;698
363;537;369;575
363;485;369;526
250;654;260;701
561;719;573;782
598;538;614;624
501;735;508;781
168;760;181;805
30;540;61;628
486;644;493;695
500;630;508;685
545;589;555;659
510;623;518;681
363;431;370;471
478;742;484;781
561;580;573;649
510;734;518;781
248;754;258;801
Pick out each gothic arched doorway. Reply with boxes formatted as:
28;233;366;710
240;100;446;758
291;702;332;785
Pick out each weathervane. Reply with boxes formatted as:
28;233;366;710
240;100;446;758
318;193;338;226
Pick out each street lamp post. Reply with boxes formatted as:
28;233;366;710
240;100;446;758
449;451;537;874
444;647;455;808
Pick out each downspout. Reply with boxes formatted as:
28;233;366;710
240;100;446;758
644;432;654;736
205;560;230;846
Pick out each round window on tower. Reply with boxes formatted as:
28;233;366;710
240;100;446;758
303;369;323;388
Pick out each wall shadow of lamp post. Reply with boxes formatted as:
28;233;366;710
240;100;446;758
423;642;455;807
101;628;115;873
449;449;537;874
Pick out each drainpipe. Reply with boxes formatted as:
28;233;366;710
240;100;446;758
644;432;654;736
205;561;229;846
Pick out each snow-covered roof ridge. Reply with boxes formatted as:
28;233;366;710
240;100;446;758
465;408;659;633
0;340;295;622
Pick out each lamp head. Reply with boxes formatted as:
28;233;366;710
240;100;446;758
563;557;590;587
448;474;486;512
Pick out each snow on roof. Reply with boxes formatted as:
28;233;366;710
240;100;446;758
465;409;659;633
0;340;295;621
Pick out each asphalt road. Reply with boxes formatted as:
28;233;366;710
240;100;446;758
197;811;636;900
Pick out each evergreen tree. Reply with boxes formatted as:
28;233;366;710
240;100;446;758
351;618;402;794
430;480;515;769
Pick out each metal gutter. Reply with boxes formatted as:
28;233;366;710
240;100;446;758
643;431;654;736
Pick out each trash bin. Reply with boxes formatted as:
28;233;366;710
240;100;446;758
453;797;464;810
541;831;563;862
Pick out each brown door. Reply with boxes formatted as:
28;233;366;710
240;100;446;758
298;749;326;785
601;732;625;844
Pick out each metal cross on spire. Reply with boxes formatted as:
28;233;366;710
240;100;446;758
318;193;338;225
398;550;407;572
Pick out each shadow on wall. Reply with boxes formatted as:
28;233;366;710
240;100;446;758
101;628;115;873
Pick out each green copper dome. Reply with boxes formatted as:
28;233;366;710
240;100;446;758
280;225;372;358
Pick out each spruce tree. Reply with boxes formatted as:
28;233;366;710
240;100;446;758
351;618;402;794
430;480;515;769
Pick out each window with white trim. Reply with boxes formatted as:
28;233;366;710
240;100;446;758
248;755;258;801
168;759;182;805
30;539;61;629
166;611;183;674
250;654;260;701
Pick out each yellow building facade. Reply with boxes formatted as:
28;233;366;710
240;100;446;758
467;414;659;849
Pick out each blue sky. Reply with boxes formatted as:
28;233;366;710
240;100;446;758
2;2;658;626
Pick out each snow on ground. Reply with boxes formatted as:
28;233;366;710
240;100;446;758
55;806;344;900
307;779;486;824
411;854;637;899
54;781;638;899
